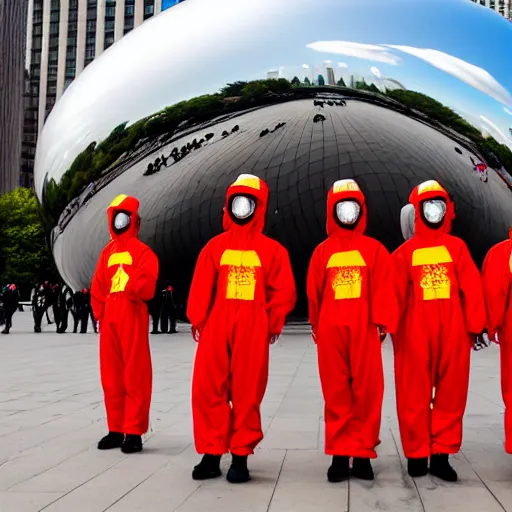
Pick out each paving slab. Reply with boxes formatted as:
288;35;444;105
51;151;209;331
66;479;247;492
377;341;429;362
0;312;510;511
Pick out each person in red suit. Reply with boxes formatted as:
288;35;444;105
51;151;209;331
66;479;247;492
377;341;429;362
392;180;487;481
307;179;394;482
482;227;512;453
187;174;296;484
91;194;159;454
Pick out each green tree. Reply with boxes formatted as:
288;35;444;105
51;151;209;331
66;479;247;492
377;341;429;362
318;74;325;86
291;76;301;86
0;188;58;298
337;78;346;87
304;77;311;86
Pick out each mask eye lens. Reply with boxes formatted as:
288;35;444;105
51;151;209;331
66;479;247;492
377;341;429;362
423;200;446;224
114;212;130;230
231;196;255;220
336;201;360;225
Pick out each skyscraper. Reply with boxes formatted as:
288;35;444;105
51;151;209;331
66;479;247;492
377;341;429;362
326;67;336;86
21;0;171;188
470;0;511;19
0;0;28;194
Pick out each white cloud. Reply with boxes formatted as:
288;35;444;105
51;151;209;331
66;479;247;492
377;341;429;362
338;62;348;68
302;64;310;69
480;115;512;147
504;106;512;116
370;66;382;79
324;60;333;64
306;41;402;65
385;45;512;108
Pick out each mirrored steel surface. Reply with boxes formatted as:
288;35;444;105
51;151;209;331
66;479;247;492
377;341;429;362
34;0;512;314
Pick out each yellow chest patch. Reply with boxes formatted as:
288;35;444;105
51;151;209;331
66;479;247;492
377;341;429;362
220;250;262;301
412;246;452;301
327;250;366;300
110;265;130;293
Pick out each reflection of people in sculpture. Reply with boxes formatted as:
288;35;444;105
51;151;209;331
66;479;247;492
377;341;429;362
391;180;487;482
161;282;178;334
188;174;296;483
307;179;394;482
91;194;159;454
482;227;512;453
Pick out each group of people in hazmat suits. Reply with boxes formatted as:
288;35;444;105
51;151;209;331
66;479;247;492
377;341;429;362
89;175;511;487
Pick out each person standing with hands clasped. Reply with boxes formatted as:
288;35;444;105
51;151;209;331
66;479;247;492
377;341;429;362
91;194;159;454
187;174;296;484
307;179;395;483
391;180;488;482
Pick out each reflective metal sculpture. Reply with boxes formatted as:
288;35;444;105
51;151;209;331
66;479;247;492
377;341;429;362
34;0;512;314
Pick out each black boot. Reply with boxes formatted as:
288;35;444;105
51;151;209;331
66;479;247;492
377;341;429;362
121;434;143;454
429;454;457;482
98;431;124;450
192;454;222;480
351;457;374;480
226;454;251;483
407;457;429;477
1;329;8;334
327;456;350;483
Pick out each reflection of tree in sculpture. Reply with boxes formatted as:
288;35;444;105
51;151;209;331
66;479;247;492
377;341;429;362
42;74;512;233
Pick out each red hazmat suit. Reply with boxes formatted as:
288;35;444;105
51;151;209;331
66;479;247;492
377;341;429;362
187;174;296;456
392;180;487;458
307;179;395;458
482;228;512;453
91;194;159;436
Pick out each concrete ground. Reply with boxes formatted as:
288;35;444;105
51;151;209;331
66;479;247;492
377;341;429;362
0;313;511;512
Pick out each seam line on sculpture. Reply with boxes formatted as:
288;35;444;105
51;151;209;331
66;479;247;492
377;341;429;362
460;450;507;512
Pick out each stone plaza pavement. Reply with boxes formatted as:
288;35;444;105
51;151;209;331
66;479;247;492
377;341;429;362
0;313;511;511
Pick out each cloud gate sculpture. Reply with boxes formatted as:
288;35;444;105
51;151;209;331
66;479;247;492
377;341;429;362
34;0;512;316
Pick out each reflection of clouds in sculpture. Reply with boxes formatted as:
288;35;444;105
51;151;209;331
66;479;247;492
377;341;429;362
338;62;348;68
370;66;382;79
480;115;512;147
385;45;512;108
504;107;512;117
306;41;402;65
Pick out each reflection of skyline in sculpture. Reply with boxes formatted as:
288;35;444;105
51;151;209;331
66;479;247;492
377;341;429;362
33;0;512;315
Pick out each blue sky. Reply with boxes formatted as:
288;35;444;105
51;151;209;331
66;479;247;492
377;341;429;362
36;0;512;190
275;0;512;148
162;0;183;10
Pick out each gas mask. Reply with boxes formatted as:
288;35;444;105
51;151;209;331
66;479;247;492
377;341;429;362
335;200;361;228
230;195;256;224
112;211;131;235
422;199;446;226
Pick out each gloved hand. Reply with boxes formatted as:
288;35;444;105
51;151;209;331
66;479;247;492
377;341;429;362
490;331;500;345
473;330;491;351
269;334;280;345
377;325;387;343
192;326;201;342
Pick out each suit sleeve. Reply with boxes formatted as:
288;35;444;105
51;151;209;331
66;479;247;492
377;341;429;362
186;241;218;329
128;246;160;302
306;245;324;333
370;242;396;331
91;249;108;321
389;246;410;335
266;244;297;336
456;240;488;335
482;243;510;335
